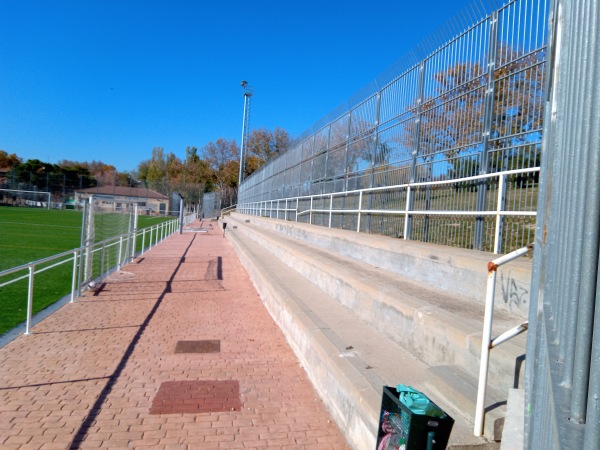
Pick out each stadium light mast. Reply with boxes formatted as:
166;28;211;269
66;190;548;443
238;80;253;187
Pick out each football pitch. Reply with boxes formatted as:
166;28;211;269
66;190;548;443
0;207;172;335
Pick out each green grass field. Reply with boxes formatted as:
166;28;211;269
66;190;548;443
0;207;173;335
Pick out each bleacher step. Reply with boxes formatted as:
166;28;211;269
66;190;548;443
226;222;498;449
424;365;507;440
229;215;526;396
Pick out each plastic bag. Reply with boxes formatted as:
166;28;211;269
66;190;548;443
396;385;447;418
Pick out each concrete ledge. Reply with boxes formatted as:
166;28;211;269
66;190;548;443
500;389;524;450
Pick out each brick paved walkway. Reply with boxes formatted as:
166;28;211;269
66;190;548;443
0;222;349;449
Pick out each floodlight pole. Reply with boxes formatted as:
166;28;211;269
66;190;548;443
238;81;253;187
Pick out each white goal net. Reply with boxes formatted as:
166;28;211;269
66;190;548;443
0;189;51;209
80;196;138;284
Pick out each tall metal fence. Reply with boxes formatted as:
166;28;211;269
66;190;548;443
526;0;600;448
238;0;548;254
202;192;221;219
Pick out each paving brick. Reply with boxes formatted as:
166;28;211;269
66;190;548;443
0;223;348;450
5;436;33;445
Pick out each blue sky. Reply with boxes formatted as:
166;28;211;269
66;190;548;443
0;0;487;172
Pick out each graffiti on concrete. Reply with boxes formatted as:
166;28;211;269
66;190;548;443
500;270;529;312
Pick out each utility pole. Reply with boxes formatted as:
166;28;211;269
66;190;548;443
238;80;253;187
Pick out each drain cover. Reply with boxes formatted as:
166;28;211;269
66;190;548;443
175;340;220;354
150;380;241;414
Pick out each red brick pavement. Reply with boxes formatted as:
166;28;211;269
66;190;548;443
0;222;349;450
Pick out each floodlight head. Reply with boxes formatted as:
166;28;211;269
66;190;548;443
241;80;248;88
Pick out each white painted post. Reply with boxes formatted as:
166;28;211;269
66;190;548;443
474;268;496;436
404;186;411;240
494;175;506;254
118;237;123;269
131;205;138;259
71;251;78;303
25;265;34;335
357;191;363;232
329;194;333;228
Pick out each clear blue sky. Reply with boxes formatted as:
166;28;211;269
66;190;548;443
0;0;488;172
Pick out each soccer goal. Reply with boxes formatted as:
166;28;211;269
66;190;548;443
0;188;51;209
80;195;139;285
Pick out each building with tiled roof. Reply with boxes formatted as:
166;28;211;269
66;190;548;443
75;186;170;215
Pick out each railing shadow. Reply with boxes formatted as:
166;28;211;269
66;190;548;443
67;234;197;449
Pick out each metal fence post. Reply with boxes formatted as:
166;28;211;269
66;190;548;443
407;61;426;241
25;265;34;335
366;91;382;234
404;186;411;239
142;228;146;254
494;174;506;254
329;194;333;228
475;11;499;250
101;242;106;278
118;236;123;269
131;205;138;259
71;251;78;303
357;191;363;232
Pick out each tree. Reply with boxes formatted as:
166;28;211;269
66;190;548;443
246;127;291;175
183;146;211;185
87;161;117;187
202;138;239;192
0;150;21;168
166;152;183;184
145;147;167;191
398;43;544;177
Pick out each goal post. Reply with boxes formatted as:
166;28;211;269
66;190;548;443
0;188;51;209
79;195;138;287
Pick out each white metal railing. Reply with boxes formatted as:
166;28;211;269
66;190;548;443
0;218;180;337
239;168;539;254
474;243;533;436
220;204;237;216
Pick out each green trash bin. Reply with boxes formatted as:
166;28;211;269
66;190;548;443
376;386;454;450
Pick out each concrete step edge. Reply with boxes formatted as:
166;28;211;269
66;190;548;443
424;365;508;440
228;216;525;392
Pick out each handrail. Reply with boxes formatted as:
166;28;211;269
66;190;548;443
0;221;176;281
0;218;180;338
474;243;534;437
241;167;539;254
220;204;237;216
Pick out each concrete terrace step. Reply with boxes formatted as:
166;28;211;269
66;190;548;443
424;365;508;440
227;212;532;320
227;214;526;398
226;219;501;449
